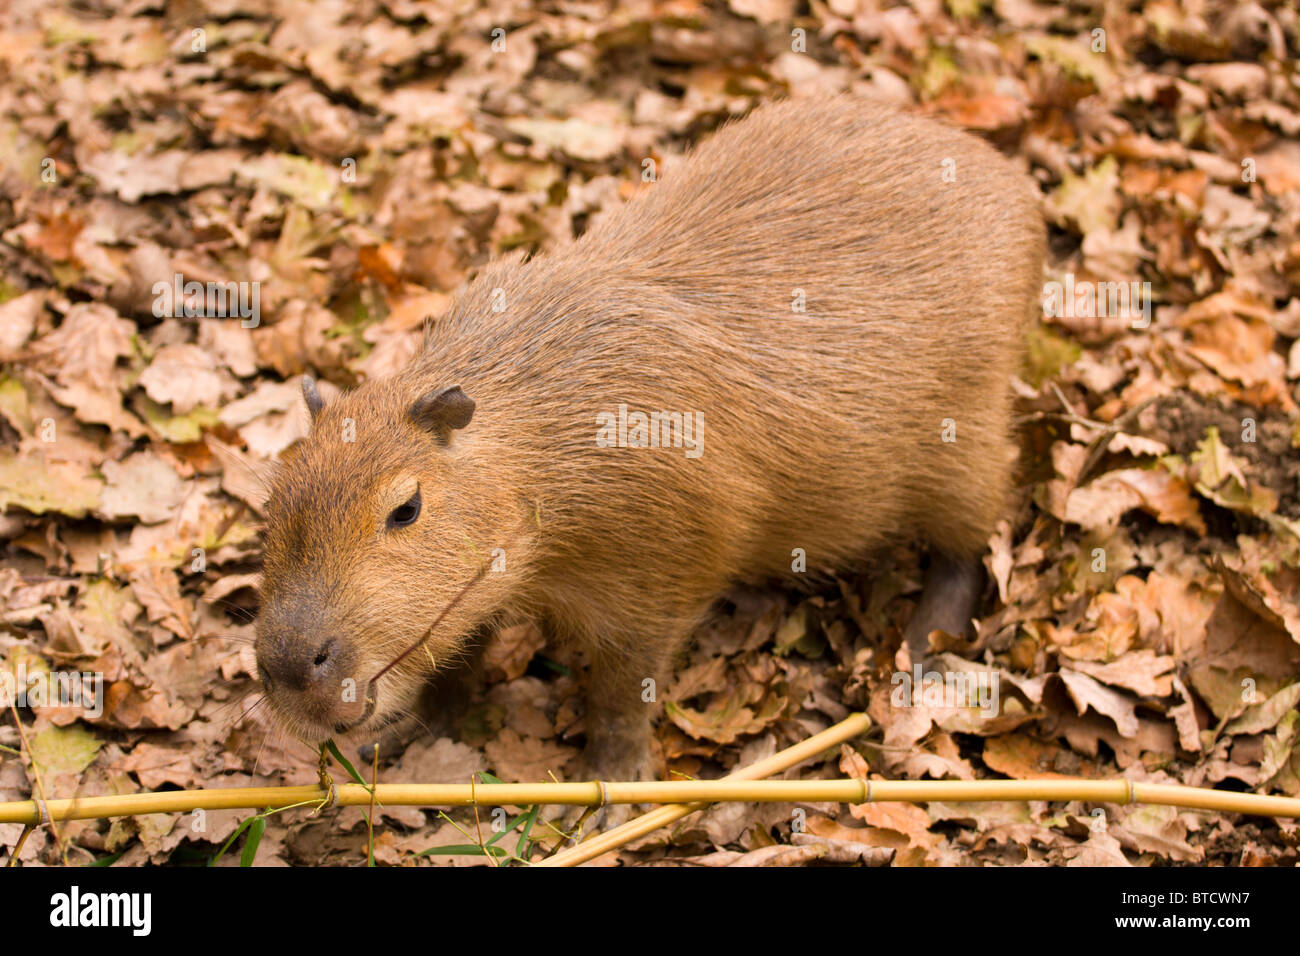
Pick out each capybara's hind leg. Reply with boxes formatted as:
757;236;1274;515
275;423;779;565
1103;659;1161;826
903;552;984;659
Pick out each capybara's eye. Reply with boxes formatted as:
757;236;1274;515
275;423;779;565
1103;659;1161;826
386;488;422;530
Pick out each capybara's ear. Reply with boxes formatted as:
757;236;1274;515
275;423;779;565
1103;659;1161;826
409;385;475;444
301;375;325;420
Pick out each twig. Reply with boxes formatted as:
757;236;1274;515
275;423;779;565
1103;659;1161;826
1074;395;1159;485
369;564;489;687
7;703;65;864
366;743;379;867
470;774;498;867
5;826;33;866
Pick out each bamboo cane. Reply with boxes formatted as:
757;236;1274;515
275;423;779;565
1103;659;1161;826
6;775;1296;828
0;711;1295;859
6;772;1300;824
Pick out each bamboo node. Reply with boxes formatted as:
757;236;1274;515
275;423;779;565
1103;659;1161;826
31;795;49;827
1127;780;1137;805
595;781;609;808
317;780;338;813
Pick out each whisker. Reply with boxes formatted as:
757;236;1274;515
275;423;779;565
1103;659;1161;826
206;686;260;726
234;692;268;728
205;597;260;625
253;722;273;776
388;705;435;740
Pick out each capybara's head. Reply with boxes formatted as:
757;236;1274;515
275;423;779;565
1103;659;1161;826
253;374;516;745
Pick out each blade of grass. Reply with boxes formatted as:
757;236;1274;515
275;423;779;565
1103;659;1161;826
210;815;258;866
516;804;541;861
419;843;508;858
239;815;266;867
324;740;368;787
83;848;126;867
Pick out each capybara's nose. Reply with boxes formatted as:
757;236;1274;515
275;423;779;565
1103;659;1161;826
256;633;342;693
306;636;340;684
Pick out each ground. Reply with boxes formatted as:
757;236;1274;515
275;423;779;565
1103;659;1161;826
0;0;1297;866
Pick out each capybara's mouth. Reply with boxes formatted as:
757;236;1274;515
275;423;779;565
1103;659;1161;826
330;683;378;735
263;678;379;744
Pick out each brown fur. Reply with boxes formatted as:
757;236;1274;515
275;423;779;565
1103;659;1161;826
255;96;1046;783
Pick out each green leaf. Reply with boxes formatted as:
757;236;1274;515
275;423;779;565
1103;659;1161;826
418;843;507;858
325;740;368;786
485;813;527;847
83;848;127;867
1050;157;1120;236
1023;324;1082;388
210;815;257;866
516;804;540;857
0;453;102;518
135;396;219;443
1026;35;1115;86
30;722;102;778
235;155;338;212
240;815;266;867
534;656;572;677
0;376;33;435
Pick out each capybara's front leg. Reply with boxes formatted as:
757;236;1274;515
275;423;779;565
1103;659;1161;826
561;634;671;836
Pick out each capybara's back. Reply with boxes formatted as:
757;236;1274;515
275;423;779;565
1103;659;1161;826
415;95;1044;598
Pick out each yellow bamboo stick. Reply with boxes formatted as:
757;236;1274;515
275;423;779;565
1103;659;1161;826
6;775;1296;828
0;710;1295;860
538;712;873;866
5;773;1300;825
